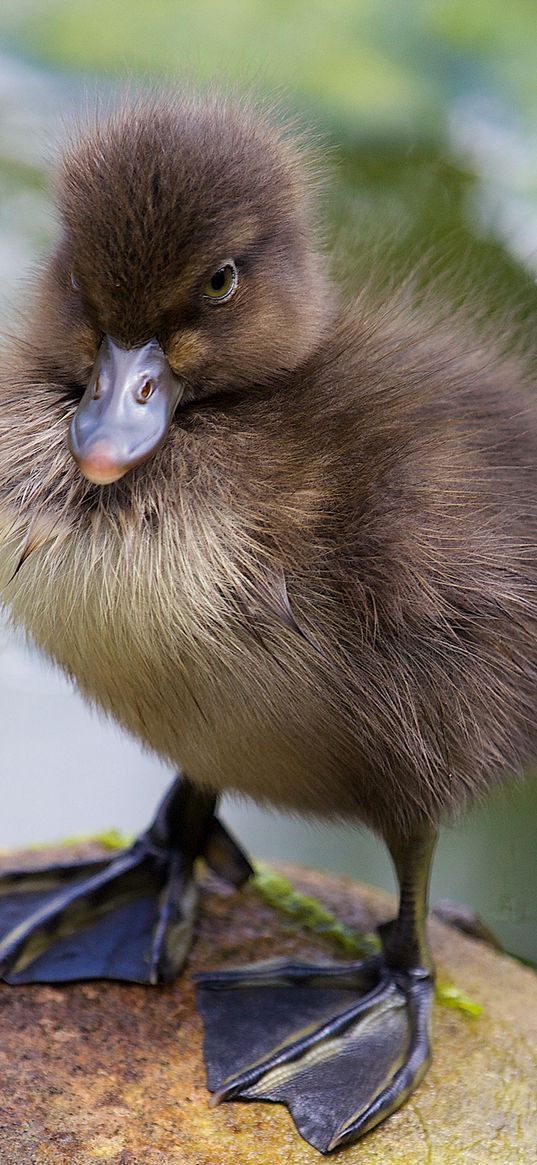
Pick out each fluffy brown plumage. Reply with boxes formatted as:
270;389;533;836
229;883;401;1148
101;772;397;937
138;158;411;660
1;94;537;843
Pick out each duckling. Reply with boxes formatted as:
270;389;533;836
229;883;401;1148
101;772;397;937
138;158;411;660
0;93;536;1154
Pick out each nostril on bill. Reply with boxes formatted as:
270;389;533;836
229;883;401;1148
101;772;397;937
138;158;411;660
137;379;154;403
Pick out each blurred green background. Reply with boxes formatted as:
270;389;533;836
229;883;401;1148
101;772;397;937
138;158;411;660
0;0;536;963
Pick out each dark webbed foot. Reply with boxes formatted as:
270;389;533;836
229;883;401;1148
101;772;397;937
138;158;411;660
196;957;433;1154
197;828;437;1153
0;777;252;985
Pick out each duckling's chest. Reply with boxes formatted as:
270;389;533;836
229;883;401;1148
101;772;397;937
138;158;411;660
1;508;335;808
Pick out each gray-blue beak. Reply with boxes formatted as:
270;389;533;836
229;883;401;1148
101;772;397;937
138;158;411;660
69;336;184;485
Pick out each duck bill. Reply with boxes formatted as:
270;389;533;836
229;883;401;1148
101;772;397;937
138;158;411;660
69;336;184;485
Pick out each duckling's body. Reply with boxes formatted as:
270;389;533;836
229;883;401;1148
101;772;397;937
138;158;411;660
0;95;535;1154
3;302;537;828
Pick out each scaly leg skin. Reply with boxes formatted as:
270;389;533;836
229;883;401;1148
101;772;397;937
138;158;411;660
196;829;437;1155
0;775;252;985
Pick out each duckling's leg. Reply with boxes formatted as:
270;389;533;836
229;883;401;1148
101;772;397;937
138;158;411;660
0;776;252;985
196;828;436;1155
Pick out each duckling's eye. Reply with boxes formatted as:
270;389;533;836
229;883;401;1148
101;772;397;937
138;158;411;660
70;271;80;291
202;260;238;303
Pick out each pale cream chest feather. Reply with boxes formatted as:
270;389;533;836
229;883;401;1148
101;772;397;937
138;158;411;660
0;501;349;815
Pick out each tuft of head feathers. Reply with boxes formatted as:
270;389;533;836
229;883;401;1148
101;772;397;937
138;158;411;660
36;93;331;397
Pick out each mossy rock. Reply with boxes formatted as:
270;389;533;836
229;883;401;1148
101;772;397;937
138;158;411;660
0;844;535;1164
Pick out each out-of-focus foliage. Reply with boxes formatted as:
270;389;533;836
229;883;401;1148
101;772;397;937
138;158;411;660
1;0;536;129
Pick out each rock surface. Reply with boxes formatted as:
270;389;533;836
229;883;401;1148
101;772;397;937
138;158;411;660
1;844;536;1165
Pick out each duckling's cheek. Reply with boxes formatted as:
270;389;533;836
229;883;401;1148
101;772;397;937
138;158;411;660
77;322;101;367
167;328;208;375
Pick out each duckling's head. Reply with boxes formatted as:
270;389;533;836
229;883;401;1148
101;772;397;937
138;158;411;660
35;95;330;485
